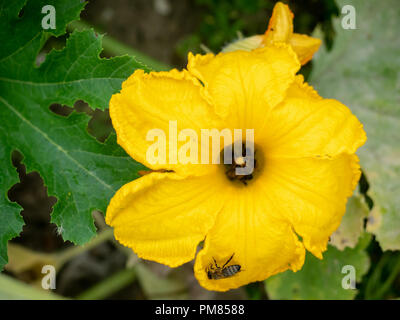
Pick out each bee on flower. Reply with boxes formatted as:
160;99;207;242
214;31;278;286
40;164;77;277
105;2;366;291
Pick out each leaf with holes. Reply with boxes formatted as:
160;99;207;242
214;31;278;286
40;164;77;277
329;194;369;250
265;234;371;299
310;0;400;250
0;0;147;270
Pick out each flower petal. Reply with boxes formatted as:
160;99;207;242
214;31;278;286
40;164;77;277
258;154;361;258
259;78;366;158
263;2;294;44
221;35;264;53
285;75;322;100
194;185;305;291
109;69;223;176
187;44;300;129
106;171;225;267
289;33;321;65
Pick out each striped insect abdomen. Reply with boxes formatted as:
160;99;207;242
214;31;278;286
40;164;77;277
221;265;241;278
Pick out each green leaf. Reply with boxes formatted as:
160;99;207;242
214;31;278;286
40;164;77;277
309;0;400;250
265;234;371;300
0;0;147;270
329;194;369;250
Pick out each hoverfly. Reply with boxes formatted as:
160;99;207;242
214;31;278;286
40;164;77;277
206;253;241;280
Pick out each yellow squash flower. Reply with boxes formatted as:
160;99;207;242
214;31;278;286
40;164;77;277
106;43;366;291
223;2;321;65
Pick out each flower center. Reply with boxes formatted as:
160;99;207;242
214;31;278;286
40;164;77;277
221;143;261;186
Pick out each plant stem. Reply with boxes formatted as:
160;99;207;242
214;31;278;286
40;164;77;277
365;252;400;299
364;253;389;299
76;267;137;300
56;228;115;268
373;255;400;299
0;274;66;300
